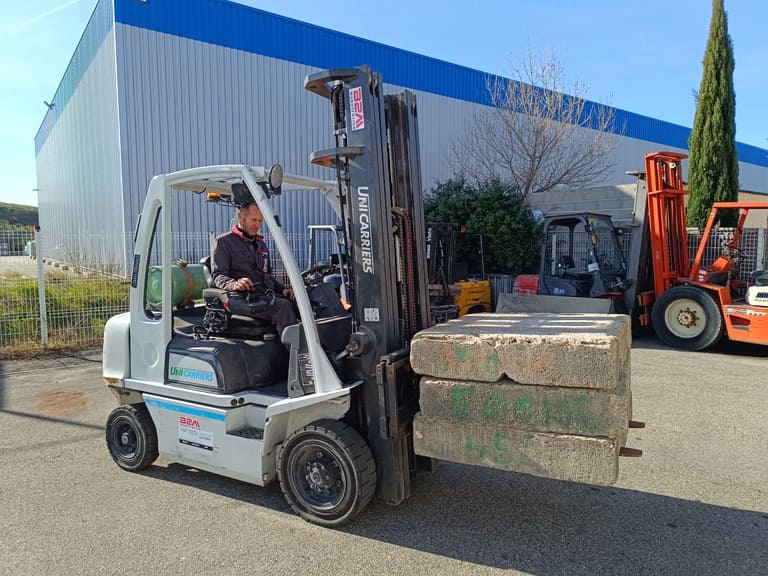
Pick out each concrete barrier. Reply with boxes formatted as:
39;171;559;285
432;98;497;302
410;313;631;389
495;293;614;314
418;375;630;438
413;414;620;484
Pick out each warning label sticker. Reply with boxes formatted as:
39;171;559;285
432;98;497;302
350;86;365;131
178;416;214;451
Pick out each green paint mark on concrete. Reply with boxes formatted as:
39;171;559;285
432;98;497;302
493;432;510;451
483;394;506;421
505;393;603;433
465;438;486;458
541;394;598;432
512;396;534;422
455;344;466;363
491;432;517;465
524;436;534;448
450;388;472;419
485;351;500;372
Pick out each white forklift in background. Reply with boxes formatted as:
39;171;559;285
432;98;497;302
303;223;350;304
103;66;433;526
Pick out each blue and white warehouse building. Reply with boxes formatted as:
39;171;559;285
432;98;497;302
34;0;768;273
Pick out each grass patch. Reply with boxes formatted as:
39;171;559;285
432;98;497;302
0;272;129;357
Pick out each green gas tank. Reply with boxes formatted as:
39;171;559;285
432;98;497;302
146;262;208;307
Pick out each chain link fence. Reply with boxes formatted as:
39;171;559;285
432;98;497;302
0;229;129;357
0;228;322;358
1;226;766;358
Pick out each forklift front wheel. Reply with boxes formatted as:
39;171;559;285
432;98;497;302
105;404;159;472
651;285;723;351
278;420;376;527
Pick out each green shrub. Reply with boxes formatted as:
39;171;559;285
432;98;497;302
424;178;542;275
0;273;129;355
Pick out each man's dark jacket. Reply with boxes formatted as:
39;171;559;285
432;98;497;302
211;225;285;294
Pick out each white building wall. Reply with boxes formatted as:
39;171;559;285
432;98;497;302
114;25;339;269
35;26;124;269
35;0;768;274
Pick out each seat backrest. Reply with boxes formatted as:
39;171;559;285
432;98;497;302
200;256;212;286
558;255;576;269
751;269;768;287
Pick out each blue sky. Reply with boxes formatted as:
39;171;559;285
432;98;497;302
1;0;765;207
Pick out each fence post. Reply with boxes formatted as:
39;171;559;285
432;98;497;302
34;226;49;348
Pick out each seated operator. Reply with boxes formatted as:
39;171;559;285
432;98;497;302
211;202;298;338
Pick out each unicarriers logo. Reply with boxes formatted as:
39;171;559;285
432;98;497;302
169;366;214;382
357;187;374;273
350;86;365;131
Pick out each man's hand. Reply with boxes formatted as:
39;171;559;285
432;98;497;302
282;288;295;301
234;277;254;291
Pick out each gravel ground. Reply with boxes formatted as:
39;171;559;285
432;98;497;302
0;335;766;576
0;255;41;277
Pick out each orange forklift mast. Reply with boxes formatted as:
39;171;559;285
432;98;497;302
640;152;768;349
644;151;690;299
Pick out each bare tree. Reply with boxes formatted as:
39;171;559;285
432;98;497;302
453;49;623;196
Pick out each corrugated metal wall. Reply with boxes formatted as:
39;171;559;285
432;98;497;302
35;0;768;275
35;17;125;270
115;25;339;269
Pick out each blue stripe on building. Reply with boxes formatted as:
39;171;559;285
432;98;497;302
38;0;768;168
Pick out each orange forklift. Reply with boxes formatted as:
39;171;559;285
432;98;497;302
637;151;768;350
511;150;768;351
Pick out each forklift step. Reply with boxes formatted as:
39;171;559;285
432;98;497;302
229;427;264;440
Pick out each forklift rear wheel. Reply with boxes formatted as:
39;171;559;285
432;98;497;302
105;404;159;472
278;419;376;527
651;285;723;351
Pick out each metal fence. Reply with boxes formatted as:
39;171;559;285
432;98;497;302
0;229;130;357
686;227;768;281
1;226;767;358
0;227;328;358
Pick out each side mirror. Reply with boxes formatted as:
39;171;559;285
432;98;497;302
268;163;283;195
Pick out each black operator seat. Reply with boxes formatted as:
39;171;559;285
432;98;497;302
558;255;576;270
751;269;768;286
202;288;277;338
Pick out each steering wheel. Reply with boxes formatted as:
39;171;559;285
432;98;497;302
729;245;750;260
301;267;324;288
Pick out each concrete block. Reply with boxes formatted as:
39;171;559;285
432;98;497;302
496;293;613;314
413;414;619;484
410;313;631;389
418;375;630;438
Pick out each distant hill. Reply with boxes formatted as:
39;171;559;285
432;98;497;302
0;202;38;230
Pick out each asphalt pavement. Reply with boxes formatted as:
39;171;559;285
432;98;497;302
0;336;766;576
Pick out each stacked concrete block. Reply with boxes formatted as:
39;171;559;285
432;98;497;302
411;313;633;484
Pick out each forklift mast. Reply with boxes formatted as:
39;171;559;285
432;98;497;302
644;151;690;297
305;66;431;505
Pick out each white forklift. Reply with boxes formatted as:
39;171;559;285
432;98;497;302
302;224;350;304
103;66;432;526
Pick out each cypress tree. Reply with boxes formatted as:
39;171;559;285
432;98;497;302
686;0;739;228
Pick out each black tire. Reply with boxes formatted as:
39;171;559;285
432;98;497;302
105;404;159;472
651;285;723;351
277;419;376;527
